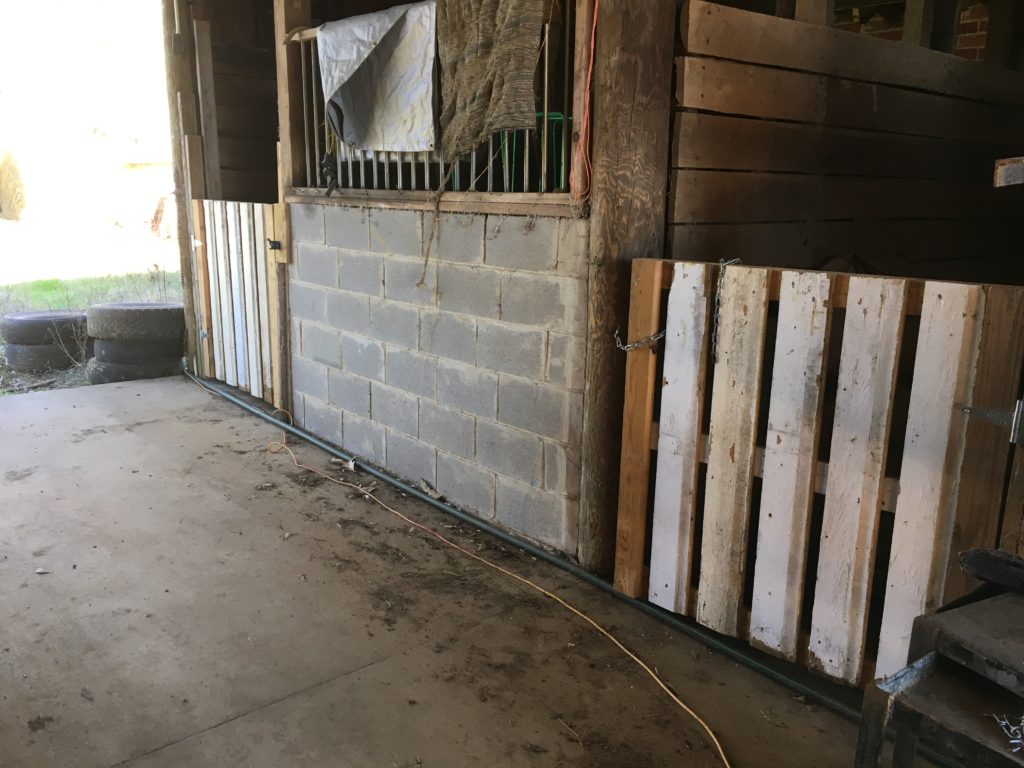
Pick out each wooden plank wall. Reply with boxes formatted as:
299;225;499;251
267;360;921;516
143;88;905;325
670;0;1024;283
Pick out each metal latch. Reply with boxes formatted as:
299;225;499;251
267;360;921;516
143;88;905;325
267;239;282;251
960;400;1024;445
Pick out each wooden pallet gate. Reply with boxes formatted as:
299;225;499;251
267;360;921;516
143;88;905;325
615;259;1024;685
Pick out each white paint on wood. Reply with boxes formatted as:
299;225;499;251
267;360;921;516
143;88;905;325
214;202;237;386
696;266;770;636
750;271;831;659
254;204;273;396
203;202;225;382
227;203;249;391
649;263;711;615
240;204;262;399
875;282;984;678
808;276;907;684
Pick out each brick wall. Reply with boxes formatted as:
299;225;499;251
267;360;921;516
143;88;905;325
287;203;590;554
833;0;991;60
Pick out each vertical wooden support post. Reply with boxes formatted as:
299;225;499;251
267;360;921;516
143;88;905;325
569;0;595;207
161;0;199;369
272;0;311;413
794;0;835;25
903;0;936;47
774;0;796;19
577;0;676;576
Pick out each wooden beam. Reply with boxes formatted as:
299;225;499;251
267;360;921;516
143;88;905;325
193;20;222;199
775;0;796;19
578;0;676;576
995;157;1024;187
794;0;834;25
570;0;596;207
903;0;936;47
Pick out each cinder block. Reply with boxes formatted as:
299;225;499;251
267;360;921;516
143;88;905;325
495;476;577;552
385;258;436;307
386;431;436;485
328;369;370;418
303;396;344;447
291;391;305;428
499;273;586;332
369;298;419;348
301;322;342;368
420;310;476;365
385;347;436;398
344;412;385;465
476;321;545;379
437;452;495;518
290;203;325;244
556;218;590;277
296;243;339;288
371;382;418;436
290;282;326;323
546;332;586;390
369;209;422;257
429;213;485;264
476;420;542;487
497;377;571;441
437;360;496;419
544;441;581;498
341;334;384;382
484;216;558;271
325;205;369;250
437;264;500;319
339;250;383;296
291;355;329;401
326;290;370;336
419;400;474;459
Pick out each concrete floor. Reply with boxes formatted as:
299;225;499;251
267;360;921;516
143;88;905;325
1;378;861;767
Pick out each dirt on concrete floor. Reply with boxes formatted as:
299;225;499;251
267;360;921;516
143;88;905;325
0;378;860;767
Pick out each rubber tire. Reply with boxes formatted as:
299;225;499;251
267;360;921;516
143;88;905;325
86;357;184;385
3;342;77;372
87;303;185;341
1;310;87;346
93;338;183;365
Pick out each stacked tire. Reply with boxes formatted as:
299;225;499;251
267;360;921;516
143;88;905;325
85;303;185;385
0;310;87;372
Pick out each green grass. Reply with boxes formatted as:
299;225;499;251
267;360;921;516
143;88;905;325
0;268;183;315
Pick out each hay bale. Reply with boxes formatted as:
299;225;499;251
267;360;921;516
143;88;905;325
0;153;26;221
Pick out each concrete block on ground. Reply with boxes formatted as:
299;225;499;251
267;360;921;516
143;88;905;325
370;382;418;436
344;412;385;465
556;218;590;277
369;209;422;257
419;400;474;459
303;396;344;447
341;334;384;382
291;355;329;402
420;310;476;365
436;360;496;419
339;250;384;296
437;452;495;518
498;377;570;441
328;369;370;418
385;258;436;307
385;347;436;398
290;282;326;323
326;290;370;337
301;322;342;368
475;420;542;487
476;321;545;379
369;299;419;348
325;205;369;251
484;216;558;272
290;203;325;244
429;214;485;264
546;332;586;391
437;264;500;319
386;431;436;485
495;476;577;552
296;243;339;288
544;441;580;498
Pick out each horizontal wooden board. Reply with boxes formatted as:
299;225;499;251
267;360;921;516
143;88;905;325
213;72;277;108
217;105;278;141
219;137;277;172
669;170;1024;224
678;57;1024;145
671;112;1009;182
212;43;275;78
221;170;278;204
681;0;1024;108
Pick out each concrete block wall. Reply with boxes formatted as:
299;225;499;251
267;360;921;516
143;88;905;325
288;203;590;554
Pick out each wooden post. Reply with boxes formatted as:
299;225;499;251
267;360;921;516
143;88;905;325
903;0;936;47
577;0;676;576
775;0;796;19
570;0;596;207
161;0;199;369
794;0;835;25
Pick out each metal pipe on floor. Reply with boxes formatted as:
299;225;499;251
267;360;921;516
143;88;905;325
190;376;960;768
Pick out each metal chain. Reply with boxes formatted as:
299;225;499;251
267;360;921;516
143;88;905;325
711;258;741;364
614;327;666;352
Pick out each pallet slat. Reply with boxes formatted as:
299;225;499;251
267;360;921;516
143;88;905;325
696;266;770;636
749;271;831;660
875;283;984;678
649;263;712;615
240;204;262;399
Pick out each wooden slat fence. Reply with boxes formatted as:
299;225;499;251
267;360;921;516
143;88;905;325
615;259;1024;685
